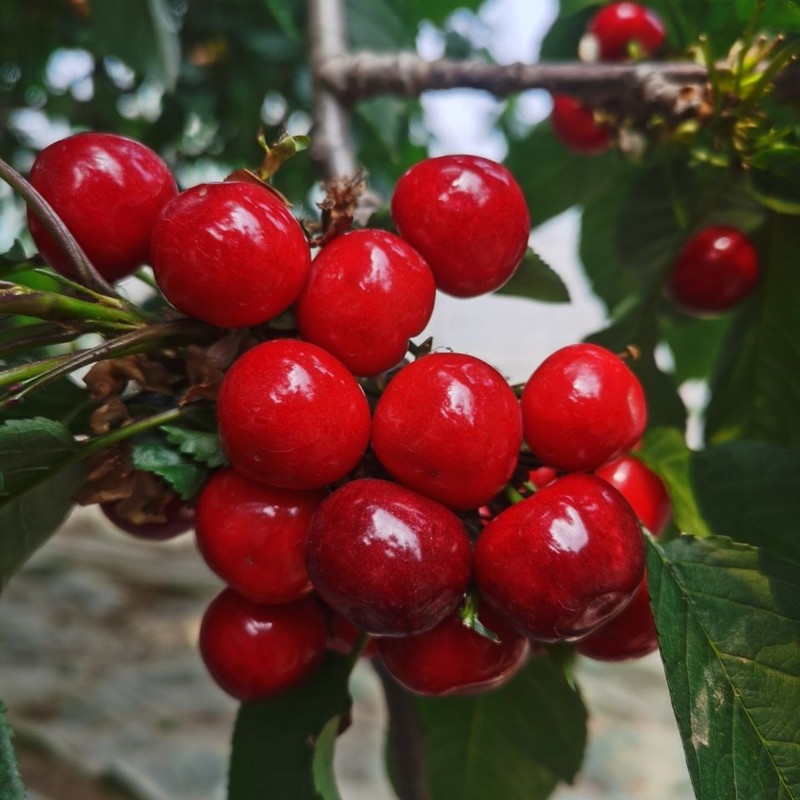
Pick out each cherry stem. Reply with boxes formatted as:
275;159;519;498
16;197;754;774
0;322;84;358
0;156;120;298
504;484;525;505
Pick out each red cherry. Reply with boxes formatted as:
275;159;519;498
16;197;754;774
575;577;658;661
550;96;612;155
217;340;371;490
391;155;530;297
667;226;759;315
326;609;378;658
195;468;322;604
585;2;666;61
521;343;646;473
305;478;472;636
528;466;558;490
199;588;327;701
150;182;310;327
100;495;194;541
296;229;436;376
474;473;645;641
27;132;177;282
372;353;522;510
377;602;530;696
595;455;671;535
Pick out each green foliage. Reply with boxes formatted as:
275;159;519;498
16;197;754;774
228;655;352;800
648;534;800;800
495;249;570;303
0;703;25;800
0;418;86;591
160;424;227;469
407;655;587;800
131;430;209;499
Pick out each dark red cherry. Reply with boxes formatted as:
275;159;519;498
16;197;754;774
198;589;327;701
474;473;645;641
27;132;177;281
377;602;530;696
325;609;378;658
550;96;612;155
521;343;646;473
305;478;472;636
372;353;522;510
150;181;310;327
391;155;530;297
595;455;671;535
667;226;759;315
100;494;194;541
195;468;322;604
584;3;666;61
216;340;371;490
296;229;436;376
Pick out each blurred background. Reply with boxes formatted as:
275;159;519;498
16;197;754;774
0;0;694;797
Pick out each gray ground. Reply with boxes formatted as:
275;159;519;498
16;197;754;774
0;508;694;800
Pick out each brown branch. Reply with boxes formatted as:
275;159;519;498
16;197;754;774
320;55;714;115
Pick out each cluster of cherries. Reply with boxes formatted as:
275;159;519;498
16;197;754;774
27;127;678;700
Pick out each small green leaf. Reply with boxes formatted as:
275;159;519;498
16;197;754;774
160;425;226;469
228;655;352;800
0;702;25;800
648;534;800;800
410;655;587;800
0;418;86;590
495;249;570;303
131;432;207;499
636;427;712;539
312;717;343;800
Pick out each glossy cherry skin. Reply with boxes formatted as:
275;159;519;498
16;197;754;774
391;155;530;297
195;468;322;604
101;495;194;541
550;96;612;155
199;588;327;701
150;181;311;327
296;229;436;376
528;466;558;490
585;3;666;61
595;455;671;535
521;343;647;473
377;602;530;696
325;609;378;658
474;473;645;642
305;478;472;636
27;132;177;281
667;226;759;315
372;353;522;510
216;340;371;490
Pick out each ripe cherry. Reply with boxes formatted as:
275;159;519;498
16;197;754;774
550;96;612;155
583;3;666;61
27;132;177;282
199;588;327;701
305;478;472;636
101;494;194;541
521;343;646;473
372;353;522;510
195;468;322;604
667;226;759;315
528;466;558;490
296;229;436;376
595;455;671;536
377;602;530;696
474;473;645;641
150;181;310;328
391;155;530;297
325;609;378;658
216;339;371;490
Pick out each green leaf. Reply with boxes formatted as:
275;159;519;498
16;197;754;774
692;441;800;563
648;534;800;800
410;655;587;800
636;428;712;538
228;655;352;800
90;0;180;90
747;168;800;215
661;314;730;385
312;717;343;800
0;377;89;428
706;214;800;445
160;425;226;469
0;418;86;590
495;249;570;303
0;703;25;800
263;0;301;40
131;432;207;499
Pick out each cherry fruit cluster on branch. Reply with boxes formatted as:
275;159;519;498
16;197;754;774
11;124;683;702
